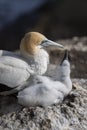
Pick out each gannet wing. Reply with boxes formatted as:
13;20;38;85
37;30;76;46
0;50;19;56
0;56;31;88
0;79;30;96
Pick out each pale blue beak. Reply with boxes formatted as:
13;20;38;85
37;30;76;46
41;39;64;48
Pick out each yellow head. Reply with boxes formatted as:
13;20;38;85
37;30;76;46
20;32;64;56
20;32;47;55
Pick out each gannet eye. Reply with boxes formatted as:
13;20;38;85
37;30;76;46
38;40;48;48
40;40;48;46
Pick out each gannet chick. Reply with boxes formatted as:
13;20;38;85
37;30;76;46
0;32;64;92
54;50;72;90
18;50;72;107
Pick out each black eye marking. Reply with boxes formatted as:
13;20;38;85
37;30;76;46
40;40;47;45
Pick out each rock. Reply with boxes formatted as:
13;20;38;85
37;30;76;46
0;79;87;130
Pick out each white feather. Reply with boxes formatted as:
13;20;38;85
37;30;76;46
18;51;72;107
0;49;49;88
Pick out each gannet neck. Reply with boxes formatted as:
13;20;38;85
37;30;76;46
55;50;72;92
61;60;70;75
63;77;72;92
21;48;49;75
60;59;72;91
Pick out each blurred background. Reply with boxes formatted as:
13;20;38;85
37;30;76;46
0;0;87;78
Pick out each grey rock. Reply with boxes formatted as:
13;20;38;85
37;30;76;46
0;79;87;130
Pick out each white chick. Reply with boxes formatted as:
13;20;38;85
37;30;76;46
18;50;72;107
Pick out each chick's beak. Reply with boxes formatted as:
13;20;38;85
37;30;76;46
60;50;71;65
41;39;64;48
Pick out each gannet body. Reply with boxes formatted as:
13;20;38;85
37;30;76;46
0;32;64;90
0;56;33;87
18;50;72;107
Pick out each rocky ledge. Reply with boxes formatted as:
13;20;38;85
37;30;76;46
0;79;87;130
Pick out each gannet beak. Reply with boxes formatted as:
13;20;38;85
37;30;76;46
41;39;64;48
60;50;71;65
63;50;69;60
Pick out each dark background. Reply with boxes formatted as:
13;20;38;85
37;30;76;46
0;0;87;50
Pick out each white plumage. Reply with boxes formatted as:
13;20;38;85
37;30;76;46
0;32;63;90
18;50;72;107
0;55;32;87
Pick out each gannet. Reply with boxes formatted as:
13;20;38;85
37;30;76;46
0;32;64;91
17;50;72;107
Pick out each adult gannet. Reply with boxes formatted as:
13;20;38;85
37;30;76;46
17;50;72;107
0;32;64;91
